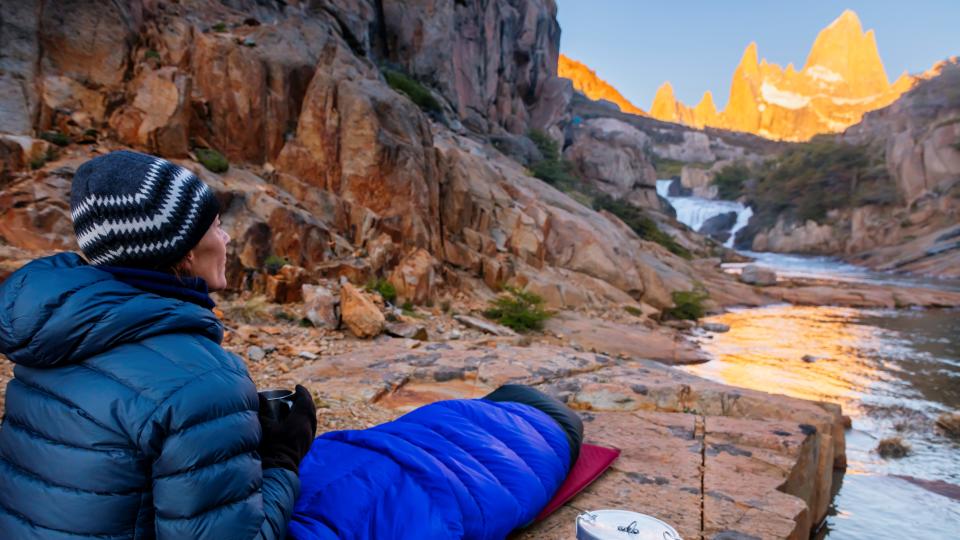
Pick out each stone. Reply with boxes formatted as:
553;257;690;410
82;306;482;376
935;413;960;438
699;211;738;243
384;322;429;341
447;330;462;340
453;314;517;337
739;264;777;286
302;284;340;329
298;351;319;360
247;345;265;361
802;354;819;363
265;265;307;303
701;322;730;333
563;118;660;209
388;248;438;305
340;283;385;339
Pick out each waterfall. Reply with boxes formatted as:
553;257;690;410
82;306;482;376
657;179;753;248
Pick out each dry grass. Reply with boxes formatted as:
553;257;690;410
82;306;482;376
876;436;911;458
936;412;960;438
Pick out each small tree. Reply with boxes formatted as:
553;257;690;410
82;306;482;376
483;286;551;332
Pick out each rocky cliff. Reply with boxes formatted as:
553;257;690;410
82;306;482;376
646;10;916;141
0;0;743;317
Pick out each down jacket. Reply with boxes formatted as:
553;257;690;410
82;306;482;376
0;253;298;539
288;398;573;539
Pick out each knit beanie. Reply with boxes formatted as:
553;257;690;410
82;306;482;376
70;150;221;269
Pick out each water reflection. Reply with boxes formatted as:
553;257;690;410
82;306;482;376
682;304;960;539
684;305;881;413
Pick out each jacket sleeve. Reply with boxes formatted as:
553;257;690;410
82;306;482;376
142;368;300;539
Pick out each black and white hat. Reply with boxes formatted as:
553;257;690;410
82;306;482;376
70;150;221;269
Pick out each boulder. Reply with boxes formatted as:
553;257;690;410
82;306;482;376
388;248;438;305
453;314;517;337
698;211;738;243
384;322;428;341
340;282;385;338
739;264;777;286
701;322;730;333
564;118;660;209
265;265;307;303
302;284;340;329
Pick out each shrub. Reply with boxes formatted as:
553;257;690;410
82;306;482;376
624;305;643;317
383;68;442;113
529;158;578;188
651;156;710;179
145;49;161;61
263;254;289;275
876;436;911;458
195;148;229;173
593;194;692;259
664;289;709;320
482;286;551;332
744;138;895;231
712;162;751;200
527;129;559;161
365;278;397;304
39;131;69;147
211;22;228;33
29;148;56;170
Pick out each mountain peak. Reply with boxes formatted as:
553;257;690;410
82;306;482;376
650;82;680;122
803;10;889;96
828;9;863;32
557;54;647;116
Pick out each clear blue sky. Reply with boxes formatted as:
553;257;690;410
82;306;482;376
557;0;959;111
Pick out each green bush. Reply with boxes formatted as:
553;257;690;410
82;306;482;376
195;148;229;173
29;148;57;170
744;138;894;231
483;286;551;333
712;162;751;200
527;129;559;161
39;131;69;147
664;289;709;320
365;278;397;304
263;254;289;275
145;49;161;61
651;155;710;179
383;68;442;113
211;22;228;33
593;194;692;259
624;305;644;317
529;159;578;188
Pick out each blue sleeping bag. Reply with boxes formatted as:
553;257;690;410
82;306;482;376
288;398;573;539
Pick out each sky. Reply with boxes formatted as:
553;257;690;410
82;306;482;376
556;0;960;111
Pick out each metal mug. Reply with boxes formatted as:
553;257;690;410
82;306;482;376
258;388;295;421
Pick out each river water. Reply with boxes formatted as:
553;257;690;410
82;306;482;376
659;186;960;538
684;302;960;539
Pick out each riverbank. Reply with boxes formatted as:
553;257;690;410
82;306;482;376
4;248;958;538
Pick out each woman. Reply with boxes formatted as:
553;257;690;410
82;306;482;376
0;150;585;539
0;150;317;539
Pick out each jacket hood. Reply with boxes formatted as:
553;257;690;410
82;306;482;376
0;253;223;368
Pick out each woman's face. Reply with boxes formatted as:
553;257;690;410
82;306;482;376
182;216;230;290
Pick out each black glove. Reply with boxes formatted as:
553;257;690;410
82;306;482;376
257;385;318;473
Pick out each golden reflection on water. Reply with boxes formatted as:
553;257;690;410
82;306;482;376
683;305;889;416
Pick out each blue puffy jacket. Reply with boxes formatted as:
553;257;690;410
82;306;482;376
0;253;299;539
288;398;572;539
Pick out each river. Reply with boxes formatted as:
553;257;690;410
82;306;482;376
658;185;960;538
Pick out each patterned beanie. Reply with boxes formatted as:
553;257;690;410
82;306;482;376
70;150;220;269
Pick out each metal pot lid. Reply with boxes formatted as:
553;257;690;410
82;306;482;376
576;509;682;540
